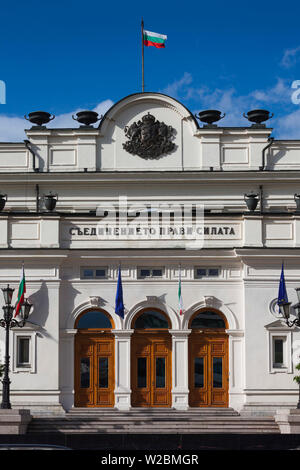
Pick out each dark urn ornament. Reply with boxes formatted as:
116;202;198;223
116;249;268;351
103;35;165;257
72;111;102;127
195;110;225;127
243;109;273;127
24;111;55;127
123;113;176;159
0;194;7;212
244;192;259;212
44;193;58;212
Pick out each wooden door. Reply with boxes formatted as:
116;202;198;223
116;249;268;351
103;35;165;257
131;332;172;407
189;332;228;407
74;331;115;407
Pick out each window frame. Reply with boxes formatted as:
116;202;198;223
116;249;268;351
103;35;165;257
137;267;164;279
194;267;220;279
267;329;292;374
80;266;108;280
12;330;37;373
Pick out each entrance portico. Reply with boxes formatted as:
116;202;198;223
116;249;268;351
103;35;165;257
71;300;234;411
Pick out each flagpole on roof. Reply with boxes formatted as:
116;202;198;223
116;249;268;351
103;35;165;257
141;18;145;92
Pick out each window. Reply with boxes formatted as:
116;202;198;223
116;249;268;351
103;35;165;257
272;336;286;369
195;267;220;279
190;311;226;329
266;325;293;374
134;310;169;329
76;310;112;329
138;267;164;279
17;337;30;367
13;331;37;373
81;267;107;279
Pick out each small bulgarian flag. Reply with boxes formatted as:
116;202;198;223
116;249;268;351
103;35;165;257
178;267;183;315
143;30;167;48
15;264;26;317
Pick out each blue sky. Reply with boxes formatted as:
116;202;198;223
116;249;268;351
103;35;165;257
1;0;300;140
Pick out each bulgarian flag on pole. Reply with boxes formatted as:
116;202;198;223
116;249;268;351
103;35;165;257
178;267;183;315
143;30;167;48
15;264;26;317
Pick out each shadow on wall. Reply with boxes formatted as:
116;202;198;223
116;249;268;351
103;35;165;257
60;283;81;328
267;147;287;170
27;281;49;328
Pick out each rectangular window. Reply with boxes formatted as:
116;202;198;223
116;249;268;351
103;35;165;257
137;357;147;388
17;337;30;367
195;267;220;279
80;358;90;388
98;357;108;388
138;267;164;279
155;357;166;388
272;337;286;368
81;267;107;279
194;357;204;388
213;357;223;388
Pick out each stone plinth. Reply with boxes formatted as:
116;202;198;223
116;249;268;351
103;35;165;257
275;408;300;434
0;409;32;434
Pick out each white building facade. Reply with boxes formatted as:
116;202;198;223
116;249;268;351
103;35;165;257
0;92;299;415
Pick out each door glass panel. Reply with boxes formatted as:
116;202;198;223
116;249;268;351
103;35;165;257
194;357;204;388
213;357;223;388
80;358;90;388
137;357;147;388
98;357;108;388
156;357;166;388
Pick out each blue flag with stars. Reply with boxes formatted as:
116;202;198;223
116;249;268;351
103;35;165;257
115;267;124;319
277;263;288;306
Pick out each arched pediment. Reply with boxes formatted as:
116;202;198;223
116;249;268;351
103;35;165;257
181;296;238;330
65;297;123;330
124;297;180;330
98;92;200;172
99;92;199;134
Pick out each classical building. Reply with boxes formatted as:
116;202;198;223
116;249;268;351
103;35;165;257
0;92;299;416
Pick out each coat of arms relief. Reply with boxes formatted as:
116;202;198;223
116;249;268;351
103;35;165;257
122;113;176;159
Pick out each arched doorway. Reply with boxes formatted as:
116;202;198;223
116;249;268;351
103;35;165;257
131;309;172;408
189;309;229;407
74;309;115;407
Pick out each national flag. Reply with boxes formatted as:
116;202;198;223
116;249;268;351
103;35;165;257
277;263;288;306
143;30;167;48
178;268;183;315
115;266;125;319
15;264;26;317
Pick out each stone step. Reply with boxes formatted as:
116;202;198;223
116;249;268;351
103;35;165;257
27;415;280;434
28;427;279;434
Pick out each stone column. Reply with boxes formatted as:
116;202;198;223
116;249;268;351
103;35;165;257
170;330;191;410
60;329;77;412
112;329;134;410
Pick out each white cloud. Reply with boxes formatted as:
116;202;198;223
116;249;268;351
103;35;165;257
160;74;293;128
275;108;300;139
251;79;290;104
161;72;193;99
281;46;300;68
0;99;114;142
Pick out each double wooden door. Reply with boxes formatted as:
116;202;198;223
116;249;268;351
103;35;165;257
131;332;172;407
189;332;228;407
74;331;115;407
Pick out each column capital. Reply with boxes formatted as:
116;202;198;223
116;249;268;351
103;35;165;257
169;329;192;337
112;329;134;338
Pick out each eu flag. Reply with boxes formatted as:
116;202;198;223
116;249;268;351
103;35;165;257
115;267;124;319
277;263;288;306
